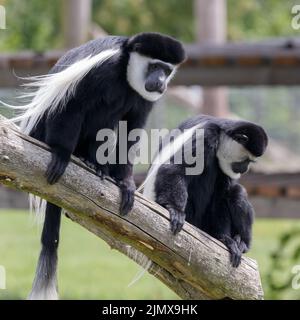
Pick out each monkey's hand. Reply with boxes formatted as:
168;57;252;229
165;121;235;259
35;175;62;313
166;206;186;235
117;177;136;216
234;235;249;254
221;235;242;268
46;151;69;185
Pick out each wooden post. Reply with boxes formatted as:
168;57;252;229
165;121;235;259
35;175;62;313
62;0;92;49
194;0;229;117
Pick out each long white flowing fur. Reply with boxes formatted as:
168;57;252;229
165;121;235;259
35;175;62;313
1;48;120;134
127;246;153;288
28;267;58;300
1;48;120;221
139;122;205;200
28;194;47;224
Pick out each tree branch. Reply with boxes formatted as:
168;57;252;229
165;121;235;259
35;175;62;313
0;115;264;300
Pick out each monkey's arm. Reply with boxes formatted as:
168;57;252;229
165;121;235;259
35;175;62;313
227;183;254;254
109;105;152;215
210;183;254;268
155;164;188;234
44;100;84;184
204;198;242;268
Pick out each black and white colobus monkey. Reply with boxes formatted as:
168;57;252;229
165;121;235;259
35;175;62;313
4;33;186;299
142;115;268;268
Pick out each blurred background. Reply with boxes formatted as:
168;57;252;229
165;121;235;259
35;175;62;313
0;0;300;299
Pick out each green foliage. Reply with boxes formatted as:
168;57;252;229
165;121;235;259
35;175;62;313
1;0;299;51
0;0;61;51
1;211;300;299
250;218;300;300
227;0;299;40
92;0;194;42
0;210;177;299
265;228;300;299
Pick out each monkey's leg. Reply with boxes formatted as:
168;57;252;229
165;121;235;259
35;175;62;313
207;205;242;268
45;102;84;184
155;166;188;235
110;164;136;215
110;106;153;215
220;235;243;268
228;184;254;255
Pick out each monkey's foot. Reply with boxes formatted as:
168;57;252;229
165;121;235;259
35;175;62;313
222;235;242;268
167;207;186;235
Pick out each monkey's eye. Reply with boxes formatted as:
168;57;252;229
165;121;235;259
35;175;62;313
234;133;249;144
164;68;172;76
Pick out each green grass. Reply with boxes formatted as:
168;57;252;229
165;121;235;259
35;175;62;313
0;210;300;300
0;210;177;300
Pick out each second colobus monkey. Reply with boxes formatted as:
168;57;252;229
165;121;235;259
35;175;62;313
143;115;268;267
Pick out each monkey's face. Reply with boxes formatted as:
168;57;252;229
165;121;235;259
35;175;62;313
216;133;256;179
127;52;177;102
216;123;268;179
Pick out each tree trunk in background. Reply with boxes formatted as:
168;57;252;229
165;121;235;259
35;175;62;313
195;0;229;117
63;0;92;49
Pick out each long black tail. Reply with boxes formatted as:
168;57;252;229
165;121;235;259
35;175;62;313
28;202;61;300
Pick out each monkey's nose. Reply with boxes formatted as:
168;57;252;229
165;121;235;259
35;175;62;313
232;161;249;174
145;81;165;93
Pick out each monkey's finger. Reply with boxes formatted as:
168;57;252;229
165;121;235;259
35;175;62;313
85;160;96;171
238;241;248;254
233;234;241;246
96;168;107;180
230;251;242;268
96;169;104;180
171;221;183;235
169;209;185;235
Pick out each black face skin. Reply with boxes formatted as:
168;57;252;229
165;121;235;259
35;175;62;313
232;159;251;174
145;62;173;93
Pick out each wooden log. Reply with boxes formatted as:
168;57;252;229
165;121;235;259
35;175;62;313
0;115;264;299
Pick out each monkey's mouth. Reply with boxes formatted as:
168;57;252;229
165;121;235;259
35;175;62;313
145;84;164;94
145;81;165;94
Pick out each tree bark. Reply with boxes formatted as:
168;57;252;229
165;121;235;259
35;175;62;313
0;115;264;300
